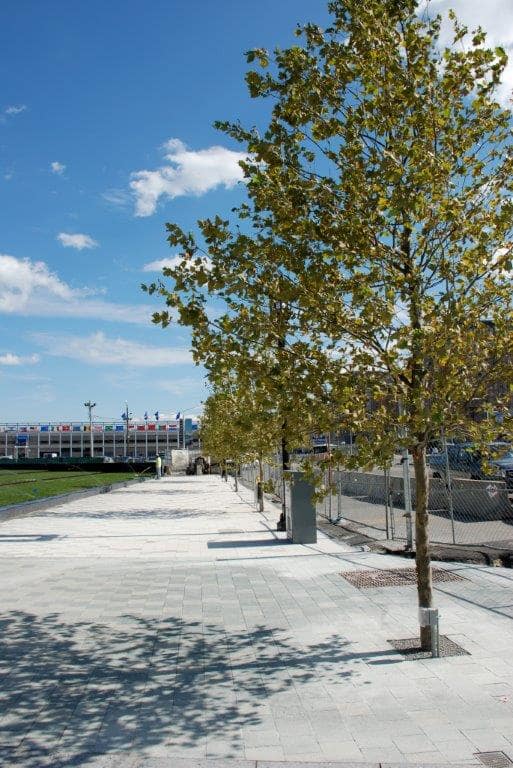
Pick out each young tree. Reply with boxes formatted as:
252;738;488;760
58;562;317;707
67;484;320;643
147;0;513;649
200;379;291;510
144;233;334;524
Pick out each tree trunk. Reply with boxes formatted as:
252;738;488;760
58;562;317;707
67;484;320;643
234;464;238;493
277;427;290;531
257;455;264;513
412;444;433;650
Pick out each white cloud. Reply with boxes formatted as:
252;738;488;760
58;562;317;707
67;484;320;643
142;254;212;272
158;378;206;397
0;352;40;366
57;232;98;250
32;331;192;368
4;104;26;116
490;244;513;278
0;253;152;324
428;0;513;103
143;256;182;272
102;188;130;207
51;161;66;175
130;138;247;217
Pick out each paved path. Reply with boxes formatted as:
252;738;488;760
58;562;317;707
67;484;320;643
1;476;513;767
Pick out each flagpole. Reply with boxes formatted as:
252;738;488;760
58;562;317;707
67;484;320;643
124;401;128;456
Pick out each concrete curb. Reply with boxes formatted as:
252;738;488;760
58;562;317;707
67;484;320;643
0;476;149;522
317;514;513;567
0;752;479;768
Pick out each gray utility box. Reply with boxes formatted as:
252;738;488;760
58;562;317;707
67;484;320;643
283;470;317;544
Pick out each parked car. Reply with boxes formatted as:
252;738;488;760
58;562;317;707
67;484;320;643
428;442;513;488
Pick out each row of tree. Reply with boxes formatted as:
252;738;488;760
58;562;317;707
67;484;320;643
144;0;513;649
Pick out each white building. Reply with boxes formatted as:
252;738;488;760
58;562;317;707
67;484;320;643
0;418;199;459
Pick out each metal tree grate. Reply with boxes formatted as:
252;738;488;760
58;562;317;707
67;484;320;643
474;752;513;768
340;566;466;589
388;635;469;660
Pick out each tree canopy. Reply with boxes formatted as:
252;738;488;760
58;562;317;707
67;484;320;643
145;0;513;648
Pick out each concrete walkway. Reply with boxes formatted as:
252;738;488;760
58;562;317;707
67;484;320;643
1;476;513;767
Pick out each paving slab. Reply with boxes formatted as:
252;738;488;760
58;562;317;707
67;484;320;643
0;475;512;766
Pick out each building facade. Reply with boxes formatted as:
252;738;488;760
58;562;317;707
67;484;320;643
0;418;199;459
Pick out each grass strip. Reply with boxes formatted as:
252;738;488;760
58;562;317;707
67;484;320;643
0;470;138;507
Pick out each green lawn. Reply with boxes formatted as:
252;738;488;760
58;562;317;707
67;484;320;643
0;469;140;507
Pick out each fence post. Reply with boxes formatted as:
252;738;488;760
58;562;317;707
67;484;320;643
384;467;390;539
402;448;414;550
337;466;342;520
441;429;456;544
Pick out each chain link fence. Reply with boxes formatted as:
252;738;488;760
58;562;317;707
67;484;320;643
238;452;513;549
238;462;284;502
318;461;513;549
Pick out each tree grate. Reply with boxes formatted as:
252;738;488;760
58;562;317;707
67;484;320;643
388;635;469;659
474;752;513;768
340;566;465;589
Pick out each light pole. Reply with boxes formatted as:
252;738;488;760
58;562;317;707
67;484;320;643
84;400;96;457
178;406;200;450
122;401;132;456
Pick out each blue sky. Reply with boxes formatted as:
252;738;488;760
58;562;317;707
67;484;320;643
0;0;330;422
1;1;512;423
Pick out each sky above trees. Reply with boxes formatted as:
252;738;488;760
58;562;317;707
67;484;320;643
1;0;512;422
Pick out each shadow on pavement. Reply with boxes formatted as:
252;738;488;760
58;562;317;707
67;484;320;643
0;534;60;542
207;539;290;549
0;610;368;766
33;506;236;521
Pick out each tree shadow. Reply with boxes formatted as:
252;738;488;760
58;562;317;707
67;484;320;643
31;507;237;521
0;611;364;766
25;487;253;522
207;539;291;549
0;534;59;542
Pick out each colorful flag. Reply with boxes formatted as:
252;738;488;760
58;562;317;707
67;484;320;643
158;423;167;431
93;424;103;432
147;422;156;431
104;424;114;431
115;424;124;432
72;424;82;432
40;425;50;432
137;424;146;431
